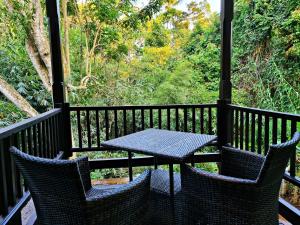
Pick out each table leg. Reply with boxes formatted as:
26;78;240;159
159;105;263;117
128;151;133;181
154;157;158;169
191;153;195;167
169;163;174;197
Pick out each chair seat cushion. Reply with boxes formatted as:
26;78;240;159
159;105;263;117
87;184;124;198
150;169;181;196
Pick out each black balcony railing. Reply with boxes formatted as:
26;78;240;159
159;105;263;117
229;105;300;186
0;104;299;225
69;104;217;152
0;109;64;225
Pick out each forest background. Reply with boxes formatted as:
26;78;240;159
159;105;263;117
1;0;299;126
0;0;299;205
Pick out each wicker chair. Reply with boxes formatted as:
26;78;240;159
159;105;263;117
9;147;151;225
181;132;300;225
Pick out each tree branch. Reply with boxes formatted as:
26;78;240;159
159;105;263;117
0;76;38;117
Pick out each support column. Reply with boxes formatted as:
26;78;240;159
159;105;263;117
217;0;234;147
46;1;72;157
46;0;66;106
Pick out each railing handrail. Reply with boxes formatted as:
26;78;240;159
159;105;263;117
69;103;217;111
0;108;62;140
229;104;300;121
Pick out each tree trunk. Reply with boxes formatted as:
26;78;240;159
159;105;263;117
1;0;52;117
62;0;71;81
0;76;38;117
32;0;52;79
26;39;52;92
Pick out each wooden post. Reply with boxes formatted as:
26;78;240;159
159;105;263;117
62;103;73;158
46;0;65;106
217;0;234;147
46;1;73;157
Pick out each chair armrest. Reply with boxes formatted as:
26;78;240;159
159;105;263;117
76;156;92;193
220;146;265;180
181;164;256;187
86;170;151;225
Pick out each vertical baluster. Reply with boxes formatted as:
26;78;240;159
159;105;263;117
57;114;61;153
47;119;52;158
239;110;244;150
58;114;62;154
96;110;100;148
192;108;196;133
13;134;22;198
272;117;278;144
3;137;17;206
114;110;118;138
48;119;53;158
184;108;188;132
251;113;256;152
245;112;250;151
208;107;212;134
46;120;51;158
0;140;9;216
38;123;43;157
27;127;33;155
56;114;62;154
141;109;145;130
105;110;109;140
257;114;262;154
150;109;153;128
167;108;171;130
200;108;204;134
132;109;136;133
42;120;48;158
46;119;51;158
86;110;91;149
21;130;26;153
54;115;61;156
290;120;297;177
52;117;57;156
230;108;234;144
123;110;127;135
281;118;287;143
43;120;48;158
176;108;179;131
120;109;132;179
4;137;22;224
235;110;239;148
51;117;56;158
191;107;195;165
50;119;55;157
158;109;162;129
264;116;270;155
77;110;82;149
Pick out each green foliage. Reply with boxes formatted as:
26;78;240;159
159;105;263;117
233;0;300;113
0;101;26;127
145;21;170;47
1;0;299;179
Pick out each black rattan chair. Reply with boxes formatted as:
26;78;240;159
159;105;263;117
181;132;300;225
9;147;151;225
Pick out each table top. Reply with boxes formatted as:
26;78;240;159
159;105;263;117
102;129;217;161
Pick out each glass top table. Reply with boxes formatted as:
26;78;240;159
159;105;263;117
102;128;217;196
